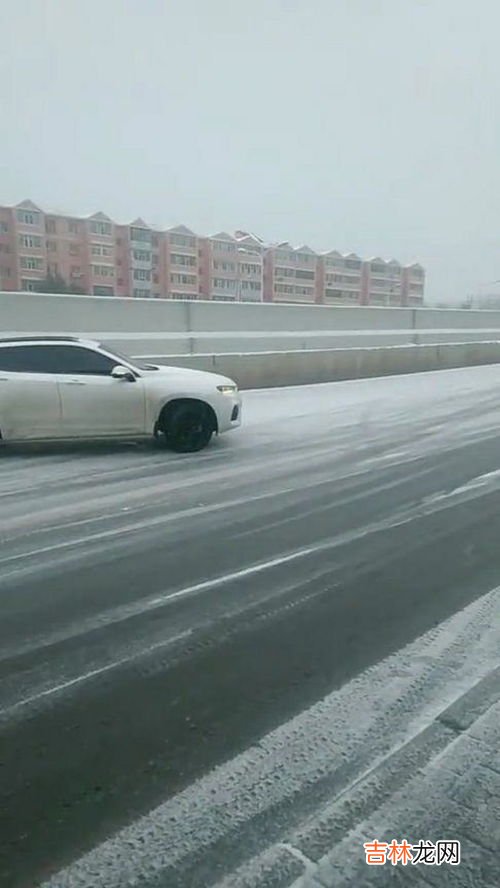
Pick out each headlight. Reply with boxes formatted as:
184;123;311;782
217;384;238;395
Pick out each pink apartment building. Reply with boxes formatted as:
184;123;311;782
0;200;425;305
263;243;320;303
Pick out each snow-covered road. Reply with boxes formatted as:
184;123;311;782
2;365;500;887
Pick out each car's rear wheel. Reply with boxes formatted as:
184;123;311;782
159;402;214;453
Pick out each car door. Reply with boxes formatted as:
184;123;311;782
0;345;62;440
50;345;146;437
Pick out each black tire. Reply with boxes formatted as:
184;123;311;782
160;402;214;453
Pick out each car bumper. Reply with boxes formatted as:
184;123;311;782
216;394;242;433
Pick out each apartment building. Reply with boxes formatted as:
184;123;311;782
319;250;364;304
44;211;86;293
0;200;425;304
401;263;425;306
264;243;319;303
0;205;16;292
0;200;48;292
164;225;199;300
316;253;425;307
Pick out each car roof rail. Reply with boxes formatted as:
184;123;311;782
0;335;82;343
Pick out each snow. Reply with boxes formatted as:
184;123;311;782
40;584;500;888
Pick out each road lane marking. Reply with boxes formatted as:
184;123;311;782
3;460;500;583
4;463;500;668
40;586;500;888
0;629;192;719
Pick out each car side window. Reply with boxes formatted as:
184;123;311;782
0;346;52;372
47;346;116;375
0;345;116;375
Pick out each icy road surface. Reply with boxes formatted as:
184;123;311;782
2;365;500;887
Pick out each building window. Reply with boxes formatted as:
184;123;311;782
132;249;151;262
91;264;115;277
169;233;196;248
68;220;79;234
19;234;42;249
90;220;112;236
171;273;196;285
46;240;57;252
20;256;43;270
17;209;40;225
133;268;151;281
45;219;56;234
213;260;236;272
212;277;237;290
91;244;112;257
130;227;152;244
93;285;114;296
170;291;198;300
212;240;236;253
171;253;197;267
241;281;261;291
133;288;150;298
0;221;9;233
240;263;260;275
21;278;38;291
295;269;315;280
275;266;295;278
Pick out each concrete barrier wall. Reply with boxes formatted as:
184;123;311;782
144;342;500;389
3;291;500;355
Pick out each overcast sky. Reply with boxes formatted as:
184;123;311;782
1;0;499;303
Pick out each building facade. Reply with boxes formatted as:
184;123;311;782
0;199;425;305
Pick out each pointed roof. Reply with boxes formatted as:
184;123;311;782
88;211;112;221
235;230;265;244
235;233;264;250
295;244;317;255
343;251;361;260
369;256;386;265
130;217;150;229
387;258;402;267
407;262;424;270
211;231;236;242
16;199;42;211
167;224;197;236
323;249;343;259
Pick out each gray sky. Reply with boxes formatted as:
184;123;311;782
1;0;499;303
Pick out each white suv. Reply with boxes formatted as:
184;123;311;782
0;337;241;452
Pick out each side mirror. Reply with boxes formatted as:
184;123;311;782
111;365;136;382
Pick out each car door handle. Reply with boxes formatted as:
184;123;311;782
62;380;86;386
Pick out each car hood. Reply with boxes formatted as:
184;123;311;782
139;363;237;388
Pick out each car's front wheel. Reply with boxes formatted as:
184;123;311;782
158;402;214;453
